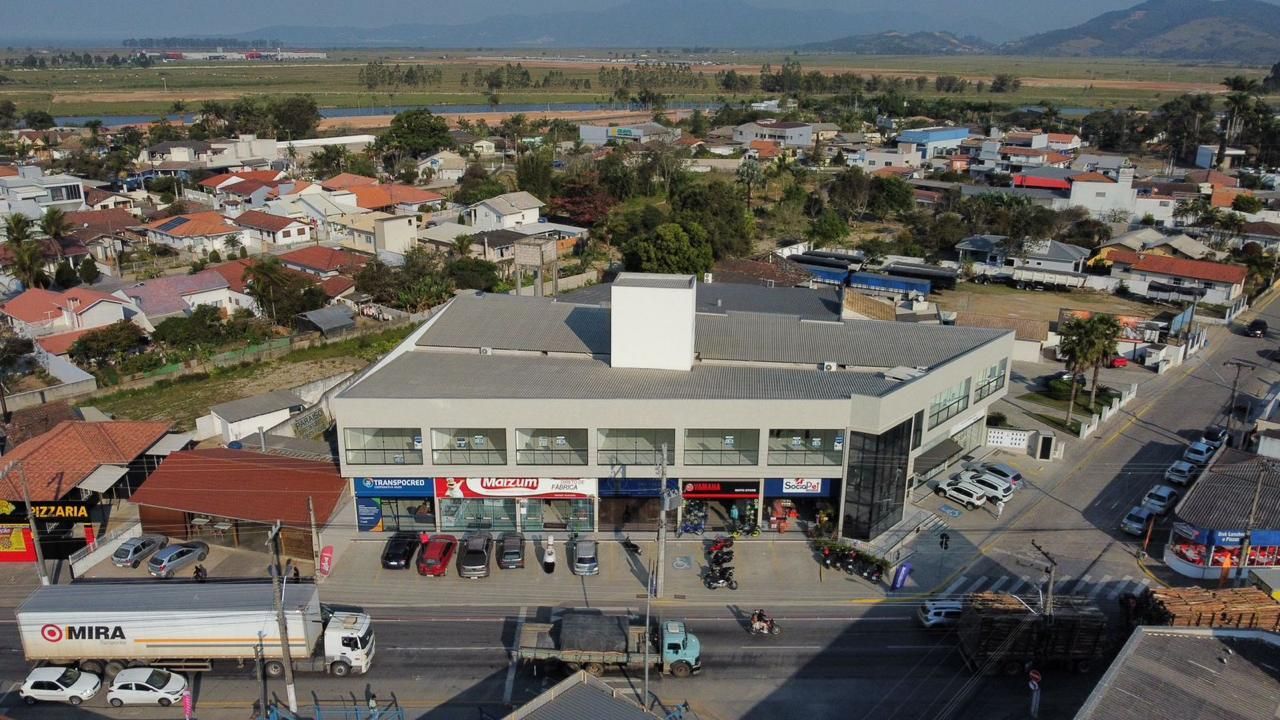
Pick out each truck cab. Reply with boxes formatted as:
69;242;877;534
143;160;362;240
322;611;376;675
659;621;701;677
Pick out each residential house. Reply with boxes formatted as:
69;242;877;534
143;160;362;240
0;169;86;218
205;259;261;315
63;208;141;276
1106;250;1247;307
733;120;814;148
578;122;681;146
320;173;379;192
1046;133;1083;152
215;179;314;210
0;420;175;504
1241;221;1280;251
1071;153;1131;179
416;150;467;183
114;269;250;329
278;246;368;279
83;187;135;212
209;390;305;443
0;287;132;341
972;142;1072;175
0;235;89;293
347;184;445;215
264;194;364;241
142;211;242;256
328;212;417;257
895;127;969;160
1066;169;1138;221
747;140;783;161
1095;229;1221;264
471;139;497;157
1195;144;1244;170
234;209;312;249
137;140;214;170
1185;169;1239;188
204;135;278;170
956;235;1090;274
192;170;287;207
850;143;922;171
810;123;841;142
464;191;544;231
277;135;376;166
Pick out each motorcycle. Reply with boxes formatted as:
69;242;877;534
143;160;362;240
709;536;734;554
621;536;642;555
863;564;884;583
709;550;734;566
749;613;781;636
680;518;706;536
703;566;738;590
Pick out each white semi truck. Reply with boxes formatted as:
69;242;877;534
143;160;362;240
15;582;374;678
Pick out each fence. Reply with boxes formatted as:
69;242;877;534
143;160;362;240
986;427;1035;451
69;521;141;577
1077;382;1139;439
5;348;99;412
510;270;596;297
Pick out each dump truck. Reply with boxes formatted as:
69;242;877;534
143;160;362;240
15;582;374;678
955;592;1110;675
517;611;701;677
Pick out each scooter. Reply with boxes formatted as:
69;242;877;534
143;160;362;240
709;536;734;554
749;615;781;635
709;550;734;566
863;564;884;583
621;536;642;555
704;566;738;590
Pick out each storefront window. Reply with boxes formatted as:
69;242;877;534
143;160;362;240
524;499;594;532
344;427;423;465
928;379;971;430
767;429;843;465
431;428;507;465
438;498;517;532
598;429;676;466
842;418;912;541
380;498;436;532
515;428;588;465
684;429;760;465
974;359;1008;401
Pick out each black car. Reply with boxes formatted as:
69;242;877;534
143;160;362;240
457;532;492;579
497;532;525;569
380;532;420;569
1248;319;1268;337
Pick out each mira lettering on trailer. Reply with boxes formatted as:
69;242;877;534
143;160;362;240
42;624;126;642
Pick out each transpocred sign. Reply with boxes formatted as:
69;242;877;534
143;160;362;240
434;478;597;499
353;477;432;497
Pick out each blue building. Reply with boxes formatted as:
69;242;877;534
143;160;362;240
895;126;971;160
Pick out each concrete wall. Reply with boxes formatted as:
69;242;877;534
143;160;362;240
316;494;360;582
223;408;295;443
610;280;695;371
69;521;141;576
7;351;98;411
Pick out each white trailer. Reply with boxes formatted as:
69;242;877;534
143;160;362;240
15;582;374;678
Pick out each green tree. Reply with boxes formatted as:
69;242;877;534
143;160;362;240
0;100;17;131
21;110;55;130
377;108;452;166
268;95;321;140
669;177;753;259
308;145;352;180
1233;194;1265;214
77;255;101;285
53;259;78;288
1084;313;1121;410
1056;316;1091;429
516;147;554;201
990;74;1021;93
0;334;34;419
455;163;507;205
597;150;638;201
688;108;708;137
808;208;848;247
38;207;70;241
69;320;146;367
4;215;49;289
623;221;714;275
446;257;501;291
243;256;294;324
735;158;765;207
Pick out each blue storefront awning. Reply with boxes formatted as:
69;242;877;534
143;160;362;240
598;478;678;497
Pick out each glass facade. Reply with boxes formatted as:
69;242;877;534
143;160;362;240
767;429;844;465
438;498;518;532
344;427;423;465
524;499;594;532
515;428;588;465
842;418;912;541
378;498;436;532
684;429;760;465
974;359;1008;401
928;379;971;430
431;428;507;465
598;429;676;466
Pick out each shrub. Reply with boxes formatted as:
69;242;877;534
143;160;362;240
1047;378;1076;401
986;412;1008;427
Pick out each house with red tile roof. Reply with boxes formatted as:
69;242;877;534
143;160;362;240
84;187;135;211
1046;133;1082;152
234;209;312;249
113;268;255;327
63;208;143;276
278;246;368;278
0;420;175;502
1106;250;1247;306
347;183;445;214
320;173;379;191
0;287;132;338
748;140;783;160
143;211;243;255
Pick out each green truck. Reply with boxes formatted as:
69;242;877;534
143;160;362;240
517;611;701;677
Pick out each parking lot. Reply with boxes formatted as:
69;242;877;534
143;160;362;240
79;542;308;583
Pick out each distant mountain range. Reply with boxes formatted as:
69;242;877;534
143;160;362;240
799;31;992;55
1002;0;1280;62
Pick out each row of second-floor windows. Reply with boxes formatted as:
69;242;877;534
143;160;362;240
343;426;850;467
928;378;971;430
974;359;1008;402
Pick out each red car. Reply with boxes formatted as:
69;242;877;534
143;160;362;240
1109;357;1129;368
417;534;458;577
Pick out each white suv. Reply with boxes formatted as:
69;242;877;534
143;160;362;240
935;478;989;510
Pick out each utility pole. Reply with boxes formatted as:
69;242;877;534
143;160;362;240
1223;359;1256;447
1030;540;1057;615
642;558;653;710
266;521;298;713
13;463;49;586
307;496;320;577
1235;460;1275;587
255;634;269;720
655;443;670;599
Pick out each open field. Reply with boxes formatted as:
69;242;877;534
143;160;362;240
1;52;1274;119
933;281;1158;323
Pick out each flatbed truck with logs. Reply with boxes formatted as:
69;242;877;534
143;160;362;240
517;611;701;677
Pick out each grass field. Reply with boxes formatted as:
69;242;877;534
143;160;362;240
2;51;1274;119
933;282;1157;324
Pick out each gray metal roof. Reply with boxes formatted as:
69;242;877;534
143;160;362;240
560;282;842;322
1174;450;1280;530
418;293;1006;370
299;305;356;334
17;582;315;614
342;351;898;401
613;273;695;289
1073;627;1280;720
211;389;304;424
505;672;658;720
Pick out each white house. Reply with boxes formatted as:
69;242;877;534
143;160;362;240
329;211;417;257
113;270;247;330
142;211;242;255
416;150;467;183
209;389;305;443
1067;169;1138;221
733;120;813;148
956;235;1091;275
234;209;312;250
0;287;131;339
465;191;544;231
1106;251;1248;307
849;143;922;170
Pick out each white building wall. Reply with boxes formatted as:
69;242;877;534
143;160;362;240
609;279;696;371
74;302;126;330
222;408;294;443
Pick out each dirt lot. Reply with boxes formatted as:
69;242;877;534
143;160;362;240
934;281;1157;323
317;107;684;131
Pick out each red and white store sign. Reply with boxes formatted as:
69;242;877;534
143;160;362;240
434;477;597;499
783;479;824;494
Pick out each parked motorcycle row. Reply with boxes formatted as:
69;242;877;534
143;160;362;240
680;500;708;536
819;543;885;583
702;535;738;590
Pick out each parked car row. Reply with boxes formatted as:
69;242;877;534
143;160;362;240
381;531;600;578
934;462;1024;511
1127;427;1225;537
20;667;186;707
110;536;208;579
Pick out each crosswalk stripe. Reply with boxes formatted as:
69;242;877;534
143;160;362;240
1007;577;1027;595
1052;576;1074;594
1066;574;1092;595
988;576;1011;593
942;576;968;597
962;577;988;594
1107;576;1135;600
1087;575;1113;600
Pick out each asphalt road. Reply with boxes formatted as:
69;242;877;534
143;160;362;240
0;602;1089;720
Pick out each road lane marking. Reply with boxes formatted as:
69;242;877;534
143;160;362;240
942;576;968;596
1087;575;1112;600
961;577;988;594
1108;576;1135;599
737;645;821;650
503;606;526;706
385;646;506;651
988;576;1011;593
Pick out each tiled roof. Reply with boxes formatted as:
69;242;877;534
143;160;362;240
279;246;369;274
953;312;1050;342
476;191;545;214
348;183;444;210
1184;169;1239;188
1069;172;1115;184
208;259;254;293
199;170;283;189
36;328;94;356
144;211;238;238
1000;146;1049;157
1107;250;1247;284
1046;133;1078;143
1243;221;1280;238
129;448;344;528
873;166;915;178
234;209;298;233
115;269;230;318
750;140;781;158
0;165;18;177
709;258;812;287
84;187;131;206
0;420;171;501
320;172;378;191
1174;448;1280;530
65;208;138;236
318;275;355;298
1;287;125;324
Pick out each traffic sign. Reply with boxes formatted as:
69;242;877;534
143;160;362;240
1028;680;1039;691
1029;669;1042;683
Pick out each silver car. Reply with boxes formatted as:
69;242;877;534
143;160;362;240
1142;485;1180;515
571;538;599;576
1164;461;1198;486
147;541;208;578
111;535;168;569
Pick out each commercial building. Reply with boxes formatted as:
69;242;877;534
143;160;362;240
733;121;814;148
578;122;680;146
1165;449;1280;580
332;274;1014;542
895;127;970;159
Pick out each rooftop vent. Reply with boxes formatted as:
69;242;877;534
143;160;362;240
882;366;926;383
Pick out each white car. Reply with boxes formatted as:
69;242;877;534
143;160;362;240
19;666;101;706
917;600;964;628
1184;442;1215;465
1164;461;1198;486
978;462;1023;489
965;473;1014;502
1142;485;1180;515
935;479;988;510
107;667;187;707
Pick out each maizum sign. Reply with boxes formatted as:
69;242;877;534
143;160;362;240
435;478;597;499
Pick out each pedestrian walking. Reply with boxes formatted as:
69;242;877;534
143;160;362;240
291;564;301;582
995;500;1005;519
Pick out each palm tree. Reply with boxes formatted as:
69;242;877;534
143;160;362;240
243;256;292;323
1057;316;1091;430
452;235;474;258
736;158;765;207
3;214;32;245
39;207;69;241
1084;314;1122;410
1217;76;1261;169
